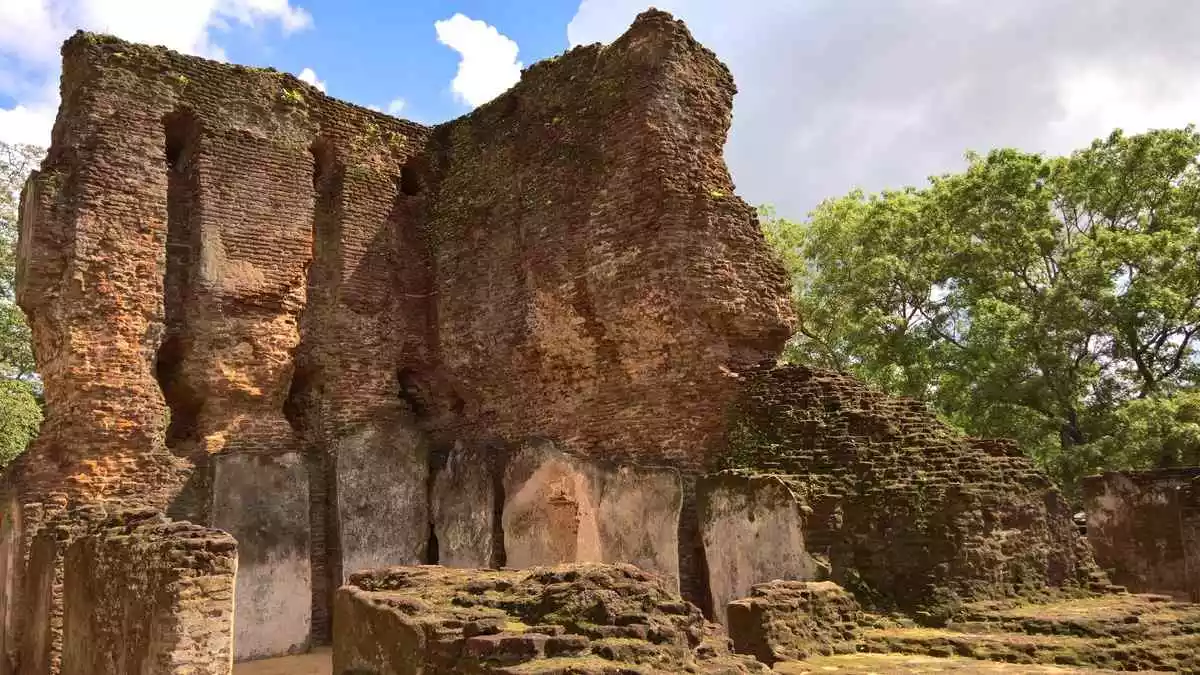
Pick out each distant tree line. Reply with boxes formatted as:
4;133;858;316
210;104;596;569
0;141;42;467
763;127;1200;496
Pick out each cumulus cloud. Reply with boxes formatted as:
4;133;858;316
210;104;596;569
386;98;406;115
568;0;1200;218
297;66;325;92
0;0;313;146
435;13;522;107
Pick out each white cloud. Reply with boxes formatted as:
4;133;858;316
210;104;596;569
568;0;1200;218
297;66;325;92
0;0;313;147
434;13;522;107
0;101;58;146
386;98;406;115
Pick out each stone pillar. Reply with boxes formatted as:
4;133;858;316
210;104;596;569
431;442;495;568
500;441;683;588
698;473;823;625
335;421;429;579
212;452;311;661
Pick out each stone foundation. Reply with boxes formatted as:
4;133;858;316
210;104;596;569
332;563;765;674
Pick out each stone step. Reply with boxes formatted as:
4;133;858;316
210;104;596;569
857;626;1200;672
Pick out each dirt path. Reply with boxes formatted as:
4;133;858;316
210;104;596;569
233;649;331;675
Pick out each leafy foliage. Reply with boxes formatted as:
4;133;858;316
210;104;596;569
0;141;43;466
764;127;1200;494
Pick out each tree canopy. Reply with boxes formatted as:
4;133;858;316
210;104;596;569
0;141;42;467
763;127;1200;495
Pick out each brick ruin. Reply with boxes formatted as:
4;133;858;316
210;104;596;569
1083;468;1200;602
0;8;1131;674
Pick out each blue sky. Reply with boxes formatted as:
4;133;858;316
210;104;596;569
214;0;580;123
2;1;1200;218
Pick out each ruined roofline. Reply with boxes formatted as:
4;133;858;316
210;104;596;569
42;28;430;173
59;29;430;132
52;7;716;150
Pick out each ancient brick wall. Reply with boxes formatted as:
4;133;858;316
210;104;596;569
8;29;431;657
420;10;794;470
9;10;794;658
61;507;236;675
716;365;1094;617
5;7;1097;665
1083;468;1200;599
1182;476;1200;602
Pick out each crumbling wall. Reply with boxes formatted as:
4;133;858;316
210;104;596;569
1182;477;1200;602
61;507;236;675
9;30;432;657
419;10;794;470
1083;468;1200;599
716;365;1095;617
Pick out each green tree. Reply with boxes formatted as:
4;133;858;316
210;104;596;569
0;141;43;466
765;127;1200;494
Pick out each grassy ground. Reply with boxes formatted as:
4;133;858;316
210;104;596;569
776;653;1117;674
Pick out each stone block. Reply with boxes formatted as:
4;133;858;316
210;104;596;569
502;441;601;569
212;452;311;661
593;464;683;591
335;421;429;578
698;473;823;626
501;441;682;586
431;442;494;568
726;580;862;665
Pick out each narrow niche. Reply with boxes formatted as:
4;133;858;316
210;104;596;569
291;137;344;645
156;110;203;452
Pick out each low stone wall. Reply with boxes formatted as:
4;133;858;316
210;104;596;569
0;504;239;675
726;580;862;665
1084;468;1200;598
333;563;765;674
61;506;237;674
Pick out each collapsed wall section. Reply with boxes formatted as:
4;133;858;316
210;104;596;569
714;365;1096;617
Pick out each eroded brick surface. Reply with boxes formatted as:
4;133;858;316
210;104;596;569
62;507;237;675
727;581;863;665
333;563;766;674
